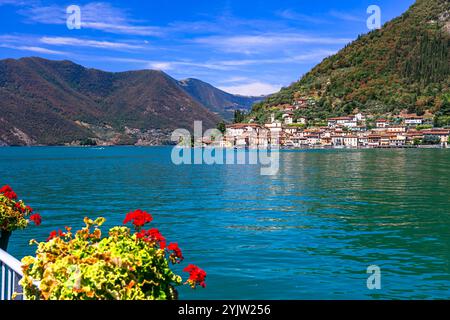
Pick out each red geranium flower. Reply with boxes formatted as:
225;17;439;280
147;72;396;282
47;229;65;241
183;264;207;288
47;231;57;241
168;242;184;264
26;205;33;213
0;185;17;200
0;185;13;194
123;209;153;228
30;213;42;226
136;228;166;249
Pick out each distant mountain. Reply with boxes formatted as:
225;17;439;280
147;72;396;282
251;0;450;123
178;78;266;121
0;57;222;146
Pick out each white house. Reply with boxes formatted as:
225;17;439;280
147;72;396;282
282;112;294;125
404;116;424;126
376;119;390;128
328;117;357;128
226;123;268;147
343;135;358;148
353;113;366;122
306;134;321;146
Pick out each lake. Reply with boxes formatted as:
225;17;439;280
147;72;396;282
1;147;449;299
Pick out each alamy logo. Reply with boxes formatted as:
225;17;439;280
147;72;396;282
367;5;381;30
66;5;81;30
367;265;381;290
170;121;280;176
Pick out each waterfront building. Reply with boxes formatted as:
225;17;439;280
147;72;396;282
224;112;448;149
343;135;358;148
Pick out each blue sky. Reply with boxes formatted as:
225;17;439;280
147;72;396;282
0;0;415;95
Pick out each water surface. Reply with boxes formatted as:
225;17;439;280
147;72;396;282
1;147;449;299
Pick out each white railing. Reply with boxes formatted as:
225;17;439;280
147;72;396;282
0;248;25;300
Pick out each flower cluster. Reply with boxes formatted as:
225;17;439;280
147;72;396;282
123;209;153;228
21;211;206;300
168;243;184;264
30;214;42;226
0;185;17;200
0;184;42;232
127;210;203;284
183;264;207;289
136;228;166;249
47;229;66;241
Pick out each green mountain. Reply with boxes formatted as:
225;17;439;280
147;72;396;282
0;57;222;146
178;78;265;121
251;0;450;123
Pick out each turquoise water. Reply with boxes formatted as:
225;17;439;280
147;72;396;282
1;147;449;299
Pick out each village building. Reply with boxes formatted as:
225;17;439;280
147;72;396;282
292;98;308;110
282;112;294;125
331;135;344;147
376;119;390;128
224;111;448;149
353;113;366;122
387;126;407;133
368;135;381;147
327;116;358;128
225;123;269;148
358;136;369;147
305;134;321;146
389;134;407;147
422;129;450;145
404;115;424;126
343;135;359;148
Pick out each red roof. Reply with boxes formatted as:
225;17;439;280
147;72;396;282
405;115;424;119
328;117;353;121
226;123;262;129
422;130;449;135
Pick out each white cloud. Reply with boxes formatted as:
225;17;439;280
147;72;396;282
148;62;174;71
276;9;328;24
18;2;163;36
0;0;34;6
329;10;366;22
40;37;143;50
145;60;233;71
220;76;251;84
0;44;65;54
106;49;335;74
193;33;352;53
205;50;336;68
219;82;281;96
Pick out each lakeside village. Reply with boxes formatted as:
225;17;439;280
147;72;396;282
214;105;450;150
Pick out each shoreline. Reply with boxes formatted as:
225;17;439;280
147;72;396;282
0;145;447;150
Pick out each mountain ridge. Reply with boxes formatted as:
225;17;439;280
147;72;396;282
177;78;266;120
0;57;222;146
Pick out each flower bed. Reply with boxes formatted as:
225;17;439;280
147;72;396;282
20;210;206;300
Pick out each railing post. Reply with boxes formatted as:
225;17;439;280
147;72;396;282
0;248;25;300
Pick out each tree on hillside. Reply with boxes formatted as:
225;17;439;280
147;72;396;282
234;110;246;123
434;94;450;127
217;121;226;134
